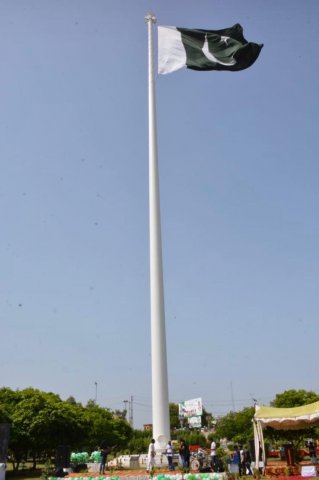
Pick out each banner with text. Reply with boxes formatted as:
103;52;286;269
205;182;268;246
188;416;202;428
179;397;203;418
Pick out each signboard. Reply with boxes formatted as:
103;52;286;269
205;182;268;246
188;416;202;428
179;397;203;418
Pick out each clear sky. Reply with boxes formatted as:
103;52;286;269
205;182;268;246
1;0;319;429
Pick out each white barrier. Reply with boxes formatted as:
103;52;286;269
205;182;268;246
0;464;5;480
87;463;100;473
301;466;316;477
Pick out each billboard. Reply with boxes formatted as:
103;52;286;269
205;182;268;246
178;397;203;418
188;416;202;428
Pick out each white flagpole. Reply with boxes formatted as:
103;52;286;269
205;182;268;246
145;12;170;449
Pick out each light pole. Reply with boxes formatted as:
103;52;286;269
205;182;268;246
94;382;98;404
123;400;129;420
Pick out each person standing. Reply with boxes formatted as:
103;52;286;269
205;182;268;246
179;439;190;470
147;439;156;472
239;445;245;475
210;439;217;471
309;441;317;464
243;446;253;475
99;446;109;474
166;441;175;471
232;446;241;475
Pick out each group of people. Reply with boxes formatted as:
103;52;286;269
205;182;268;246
147;438;220;473
107;438;318;475
230;445;253;476
148;438;253;475
104;438;255;475
147;439;189;472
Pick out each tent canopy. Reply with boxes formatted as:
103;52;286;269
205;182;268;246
254;401;319;430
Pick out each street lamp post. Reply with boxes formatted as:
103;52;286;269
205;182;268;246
94;382;98;404
123;400;129;420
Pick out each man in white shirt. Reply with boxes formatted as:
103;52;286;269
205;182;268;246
211;440;217;471
147;439;156;472
166;440;175;471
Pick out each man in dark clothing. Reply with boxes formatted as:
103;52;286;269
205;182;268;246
243;446;253;475
179;440;190;470
309;442;317;464
99;447;109;474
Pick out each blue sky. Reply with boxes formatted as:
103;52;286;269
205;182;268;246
1;0;318;429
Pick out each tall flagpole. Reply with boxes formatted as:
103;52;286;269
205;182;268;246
145;12;170;449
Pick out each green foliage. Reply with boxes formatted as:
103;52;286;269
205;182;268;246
270;389;319;408
169;403;180;429
127;434;150;454
125;428;151;453
216;446;228;471
214;407;254;444
1;386;132;470
174;431;208;447
0;405;10;423
201;407;214;428
82;403;132;451
7;388;87;470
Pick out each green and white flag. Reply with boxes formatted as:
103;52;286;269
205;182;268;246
158;23;263;74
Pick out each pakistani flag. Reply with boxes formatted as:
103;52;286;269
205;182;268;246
158;23;263;74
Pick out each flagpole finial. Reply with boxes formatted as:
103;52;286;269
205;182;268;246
145;12;156;24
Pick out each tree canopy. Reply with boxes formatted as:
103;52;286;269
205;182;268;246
0;387;132;470
214;407;254;445
270;389;319;408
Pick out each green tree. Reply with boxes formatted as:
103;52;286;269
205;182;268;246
9;388;51;469
65;396;80;406
202;407;214;428
173;430;208;448
83;403;132;451
8;388;87;470
112;409;127;421
0;387;133;469
270;389;319;408
169;403;180;430
214;407;254;445
127;430;151;454
0;388;21;424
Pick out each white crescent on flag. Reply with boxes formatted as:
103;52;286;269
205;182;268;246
201;34;237;66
